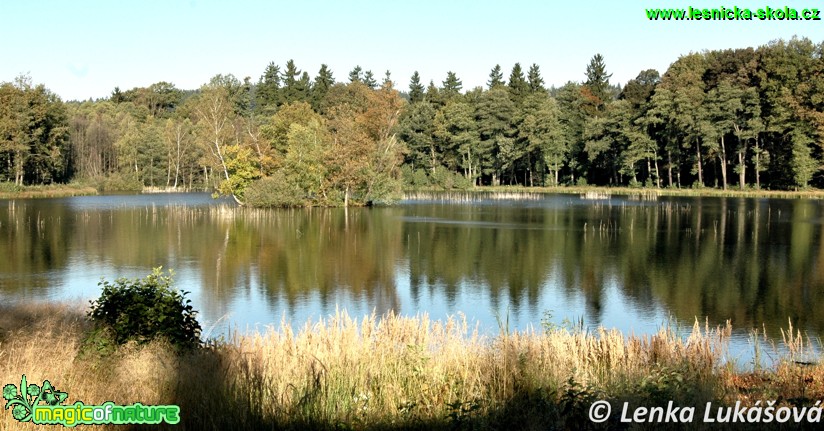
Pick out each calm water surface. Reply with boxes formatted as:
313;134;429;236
2;192;823;362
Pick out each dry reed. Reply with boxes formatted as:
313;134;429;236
1;304;822;430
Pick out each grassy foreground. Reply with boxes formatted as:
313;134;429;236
1;304;823;430
0;183;97;199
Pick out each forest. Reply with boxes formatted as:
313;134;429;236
2;37;824;206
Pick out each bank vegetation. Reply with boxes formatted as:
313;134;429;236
1;303;822;430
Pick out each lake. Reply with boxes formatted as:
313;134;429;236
1;192;822;363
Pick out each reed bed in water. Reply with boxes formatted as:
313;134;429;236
409;185;824;201
1;303;823;430
0;183;97;199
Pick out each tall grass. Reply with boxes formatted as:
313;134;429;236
422;185;824;200
0;183;97;199
1;304;822;430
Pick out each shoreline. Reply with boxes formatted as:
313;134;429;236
4;182;824;202
404;185;824;200
0;184;210;200
0;184;98;200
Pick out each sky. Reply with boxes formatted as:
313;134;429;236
1;0;823;101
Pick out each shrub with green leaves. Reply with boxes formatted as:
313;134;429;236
243;172;306;207
91;172;143;192
87;267;201;348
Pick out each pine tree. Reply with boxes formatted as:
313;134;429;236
409;71;425;103
425;80;442;106
382;70;393;88
111;86;125;103
298;72;311;101
311;64;335;111
441;71;463;100
281;59;305;104
476;87;517;185
584;54;613;111
508;63;528;103
488;64;504;89
397;101;437;171
257;62;281;110
527;63;545;93
349;66;363;83
363;70;378;89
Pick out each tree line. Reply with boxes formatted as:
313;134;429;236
2;37;824;205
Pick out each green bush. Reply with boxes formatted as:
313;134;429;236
430;166;472;190
243;172;306;208
411;168;431;188
87;267;201;348
92;173;143;192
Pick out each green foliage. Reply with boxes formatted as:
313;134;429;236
636;366;687;400
508;62;528;103
92;172;143;192
487;64;504;89
363;70;378;89
445;398;482;426
559;376;601;429
218;144;261;199
8;38;824;193
397;101;437;171
0;181;22;193
243;172;306;207
0;76;70;185
527;63;545;93
541;311;586;333
348;65;363;83
281;59;309;104
408;71;425;103
87;267;201;348
584;53;614;111
312;64;334;111
430;165;472;190
441;71;462;100
257;61;281;112
401;166;431;188
791;131;818;188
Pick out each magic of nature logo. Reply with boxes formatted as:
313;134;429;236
3;374;180;427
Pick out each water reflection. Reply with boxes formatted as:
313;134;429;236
1;193;823;354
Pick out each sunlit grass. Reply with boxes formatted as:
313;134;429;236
0;183;97;199
1;303;822;430
405;185;824;200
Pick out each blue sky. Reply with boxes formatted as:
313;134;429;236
1;0;822;101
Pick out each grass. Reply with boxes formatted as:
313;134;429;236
405;185;824;200
1;303;823;430
0;182;97;199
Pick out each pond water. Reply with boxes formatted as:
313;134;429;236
1;192;823;364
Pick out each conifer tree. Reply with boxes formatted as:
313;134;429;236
508;63;528;103
349;66;363;83
311;64;335;111
363;70;378;89
527;63;545;93
409;71;425;103
441;71;463;100
487;64;504;89
584;54;613;111
257;62;281;109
